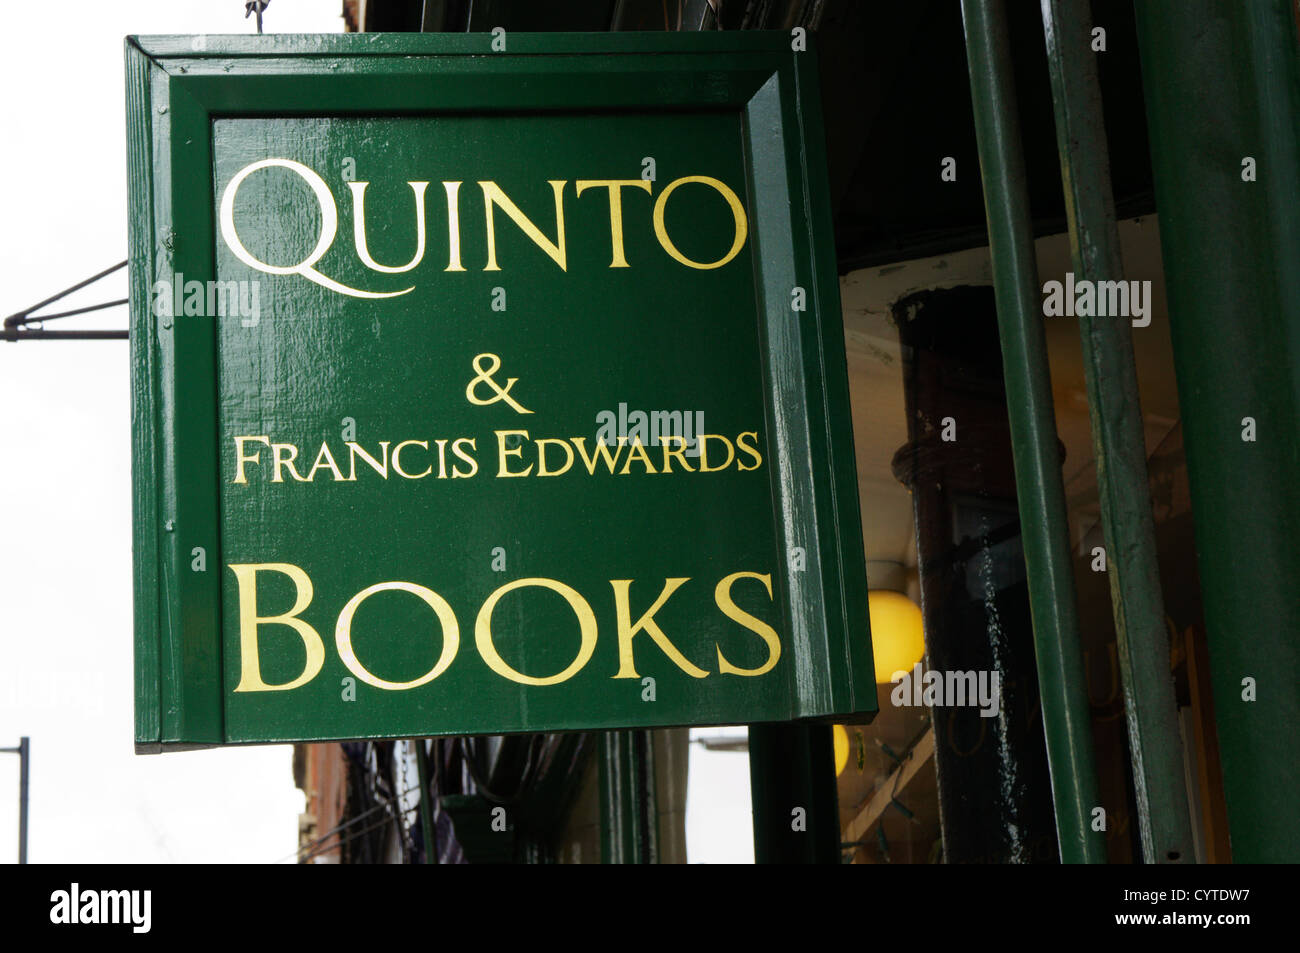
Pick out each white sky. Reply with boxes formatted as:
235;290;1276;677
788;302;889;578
0;0;340;865
0;0;749;864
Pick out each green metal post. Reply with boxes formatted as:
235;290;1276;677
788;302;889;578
1133;0;1300;862
1039;0;1194;864
600;730;657;863
960;0;1107;863
414;738;436;863
748;724;839;864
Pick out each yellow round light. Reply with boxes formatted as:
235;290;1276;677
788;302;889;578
868;589;925;684
833;724;850;776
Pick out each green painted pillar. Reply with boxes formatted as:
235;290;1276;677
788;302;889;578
961;0;1107;863
1039;0;1194;864
414;738;436;863
600;730;657;863
748;724;839;864
1134;0;1300;862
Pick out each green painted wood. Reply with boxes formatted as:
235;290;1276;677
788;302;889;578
126;40;162;749
127;32;875;749
130;32;801;58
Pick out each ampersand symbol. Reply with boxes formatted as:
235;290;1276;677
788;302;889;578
466;353;532;415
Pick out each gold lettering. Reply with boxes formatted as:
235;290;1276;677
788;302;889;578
496;429;533;477
735;431;763;471
443;181;466;272
571;436;625;474
348;181;429;273
659;433;695;473
233;435;270;483
480;180;568;271
714;572;781;676
652;175;748;270
229;563;324;692
305;442;346;482
536;437;575;477
392;439;432;479
698;433;735;473
611;578;707;679
619;438;657;475
475;578;597;685
346;441;390;480
335;582;460;690
272;443;308;483
575;179;653;268
452;437;478;478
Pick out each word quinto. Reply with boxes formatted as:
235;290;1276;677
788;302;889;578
218;157;751;298
230;564;783;692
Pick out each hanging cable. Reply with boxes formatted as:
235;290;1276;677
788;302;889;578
298;812;414;864
457;733;550;805
280;799;393;864
281;771;430;864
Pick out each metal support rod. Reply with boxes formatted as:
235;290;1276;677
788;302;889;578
599;730;656;863
6;299;128;328
3;260;124;322
245;1;267;34
2;739;29;864
4;330;128;342
18;737;27;866
4;259;128;342
1039;0;1194;864
960;0;1107;863
1133;0;1300;863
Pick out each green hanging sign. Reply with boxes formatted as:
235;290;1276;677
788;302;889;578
126;32;875;751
